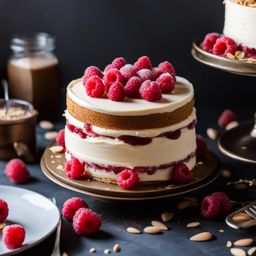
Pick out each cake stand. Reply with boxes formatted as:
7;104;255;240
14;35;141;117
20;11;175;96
192;38;256;163
41;144;220;202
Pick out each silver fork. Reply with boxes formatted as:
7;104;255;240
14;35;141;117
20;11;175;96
49;197;62;256
244;202;256;219
226;201;256;229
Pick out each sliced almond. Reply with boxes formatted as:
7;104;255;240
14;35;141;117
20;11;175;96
206;128;218;140
186;222;200;228
127;227;141;234
178;200;190;210
0;222;6;229
49;146;64;154
226;121;239;131
104;249;111;254
45;131;58;140
227;241;233;248
161;212;174;222
248;247;256;255
89;248;96;253
39;120;54;130
227;53;235;59
190;232;213;242
151;221;168;231
232;213;252;222
113;244;121;252
230;248;246;256
234;238;254;247
144;226;161;234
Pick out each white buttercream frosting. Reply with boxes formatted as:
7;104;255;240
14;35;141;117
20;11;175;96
65;109;196;137
67;76;194;116
224;0;256;48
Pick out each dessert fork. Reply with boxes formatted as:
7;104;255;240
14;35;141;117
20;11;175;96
49;197;61;256
226;201;256;229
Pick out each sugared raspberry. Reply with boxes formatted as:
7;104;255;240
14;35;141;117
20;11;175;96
65;158;84;179
212;192;232;215
73;208;102;235
85;76;105;98
3;224;26;249
139;80;162;102
158;61;176;79
104;69;124;92
124;77;142;98
156;73;176;93
56;129;65;148
62;197;89;221
201;195;221;219
196;135;207;158
151;67;162;80
120;64;136;82
0;199;9;223
218;109;237;128
172;163;193;184
111;57;126;70
134;56;152;71
137;69;153;82
82;66;103;85
5;159;30;184
104;64;113;73
201;33;220;53
107;82;125;101
213;36;237;57
117;169;139;189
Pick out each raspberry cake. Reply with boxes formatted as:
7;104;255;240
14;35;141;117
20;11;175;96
64;56;197;189
224;0;256;49
201;0;256;60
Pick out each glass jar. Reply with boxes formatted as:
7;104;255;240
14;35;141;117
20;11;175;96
7;33;59;120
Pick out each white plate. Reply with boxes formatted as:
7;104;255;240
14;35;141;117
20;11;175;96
0;185;60;255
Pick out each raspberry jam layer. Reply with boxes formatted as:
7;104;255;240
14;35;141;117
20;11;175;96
67;151;196;175
66;120;196;146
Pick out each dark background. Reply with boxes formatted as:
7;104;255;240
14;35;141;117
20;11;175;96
0;0;255;117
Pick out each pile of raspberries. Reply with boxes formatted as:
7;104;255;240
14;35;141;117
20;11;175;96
82;56;176;102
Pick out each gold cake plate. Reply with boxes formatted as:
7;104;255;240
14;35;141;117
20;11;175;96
41;144;220;201
192;39;256;77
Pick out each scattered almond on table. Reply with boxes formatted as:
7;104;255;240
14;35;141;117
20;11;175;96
161;212;174;222
178;200;190;210
186;222;200;228
234;238;254;247
127;227;141;234
248;247;256;255
113;244;121;252
144;226;162;234
206;128;218;140
89;248;96;253
227;241;233;247
151;220;168;231
39;120;54;130
221;169;231;178
232;213;253;222
45;131;58;140
190;232;213;242
230;248;246;256
104;249;111;254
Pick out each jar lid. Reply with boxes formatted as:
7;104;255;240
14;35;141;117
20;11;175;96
10;33;55;52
